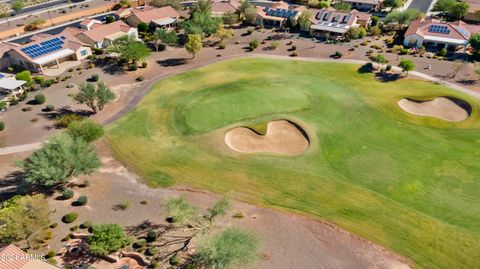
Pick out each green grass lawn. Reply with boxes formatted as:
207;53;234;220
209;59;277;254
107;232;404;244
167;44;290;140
106;58;480;269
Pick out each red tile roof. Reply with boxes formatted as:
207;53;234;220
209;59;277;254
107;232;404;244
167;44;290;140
0;245;29;269
405;19;480;41
127;6;180;23
79;20;132;42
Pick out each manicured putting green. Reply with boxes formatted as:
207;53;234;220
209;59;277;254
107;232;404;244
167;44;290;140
106;58;480;269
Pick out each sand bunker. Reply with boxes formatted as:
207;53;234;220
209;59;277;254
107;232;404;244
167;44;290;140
398;97;469;122
225;120;309;156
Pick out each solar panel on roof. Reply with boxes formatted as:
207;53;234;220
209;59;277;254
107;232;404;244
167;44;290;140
290;11;298;17
21;36;65;59
273;8;281;16
279;9;286;17
429;25;450;34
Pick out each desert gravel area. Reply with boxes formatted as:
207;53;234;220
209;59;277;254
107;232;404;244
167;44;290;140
0;146;412;269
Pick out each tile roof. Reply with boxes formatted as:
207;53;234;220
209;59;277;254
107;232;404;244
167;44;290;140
211;0;239;14
342;0;381;4
405;19;480;41
78;20;132;42
127;6;180;23
0;244;29;269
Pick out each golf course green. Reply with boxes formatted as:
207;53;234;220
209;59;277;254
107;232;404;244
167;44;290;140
106;58;480;269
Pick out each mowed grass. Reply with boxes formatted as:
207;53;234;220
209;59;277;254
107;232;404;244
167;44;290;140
106;58;480;268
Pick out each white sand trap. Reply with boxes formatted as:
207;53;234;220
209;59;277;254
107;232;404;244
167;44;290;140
225;120;309;156
398;97;469;122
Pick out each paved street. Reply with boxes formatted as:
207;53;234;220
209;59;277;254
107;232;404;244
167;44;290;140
407;0;435;13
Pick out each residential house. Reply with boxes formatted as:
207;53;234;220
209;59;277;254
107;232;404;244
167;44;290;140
125;6;180;28
310;8;371;39
340;0;383;11
75;20;138;48
0;244;59;269
3;32;91;74
403;19;480;51
464;0;480;22
79;18;103;30
256;1;304;28
211;0;240;17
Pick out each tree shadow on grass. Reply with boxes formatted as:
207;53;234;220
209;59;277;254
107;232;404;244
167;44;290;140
375;72;402;82
157;58;188;67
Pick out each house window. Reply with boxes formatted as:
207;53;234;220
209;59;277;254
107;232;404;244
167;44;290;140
80;49;88;56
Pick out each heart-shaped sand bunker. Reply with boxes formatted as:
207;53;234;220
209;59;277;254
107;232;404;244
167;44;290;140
224;120;309;156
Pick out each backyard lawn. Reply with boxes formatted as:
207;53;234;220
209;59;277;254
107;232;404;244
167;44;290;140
106;58;480;269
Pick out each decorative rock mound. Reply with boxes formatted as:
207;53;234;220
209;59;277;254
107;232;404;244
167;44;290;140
398;97;469;122
224;120;309;156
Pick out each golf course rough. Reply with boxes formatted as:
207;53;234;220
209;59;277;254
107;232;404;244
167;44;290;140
106;58;480;269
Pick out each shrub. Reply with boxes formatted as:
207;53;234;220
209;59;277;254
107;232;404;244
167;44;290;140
218;43;226;49
62;188;74;199
246;29;253;35
145;247;159;256
47;258;57;265
34;93;46;105
45;251;56;259
118;200;130;210
146;230;157;242
140;200;149;205
133;239;147;248
142;62;148;68
0;121;4;132
291;45;297;50
55;114;83;128
45;105;55;112
75;196;88;206
67;120;104;142
94;48;104;55
80;180;90;188
158;43;166;51
438;48;447;56
61;234;71;241
22;107;32;112
80;220;93;229
41;80;54;88
70;225;79;231
136;76;144;82
169;255;180;265
62;212;78;223
268;41;279;50
334;51;343;58
50;223;58;228
90;74;99;82
129;65;138;71
138;22;148;32
386;64;392;71
248;39;259;51
290;52;298;57
232;212;244;218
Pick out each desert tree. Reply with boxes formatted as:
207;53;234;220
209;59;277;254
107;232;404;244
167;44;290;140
298;9;312;32
372;54;389;69
194;228;260;269
11;0;24;13
153;28;178;51
166;196;198;225
223;11;239;27
73;81;115;113
87;224;129;256
399;58;415;76
215;26;234;43
205;197;231;221
185;34;203;58
110;35;151;65
17;134;101;187
0;194;50;248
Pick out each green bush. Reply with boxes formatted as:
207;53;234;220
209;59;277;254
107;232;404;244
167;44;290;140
45;250;56;258
169;255;180;265
50;223;58;228
80;220;93;229
129;65;138;71
145;246;159;256
0;121;5;132
136;76;144;82
62;212;78;223
61;234;71;241
146;230;157;242
45;104;55;112
138;22;148;32
62;188;74;199
90;74;99;82
386;64;392;71
41;80;54;88
34;93;46;105
218;43;226;49
438;48;447;56
75;195;88;206
142;62;148;68
70;225;79;231
158;43;166;51
249;39;259;50
133;239;147;248
66;120;104;142
80;180;90;188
